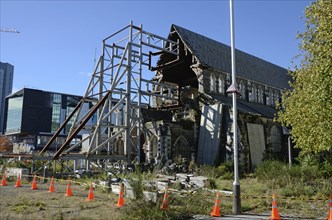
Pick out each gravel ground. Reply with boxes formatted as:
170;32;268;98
0;180;121;220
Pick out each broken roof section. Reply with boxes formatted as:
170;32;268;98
170;24;291;90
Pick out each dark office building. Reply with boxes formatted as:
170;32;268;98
0;62;14;134
5;88;93;153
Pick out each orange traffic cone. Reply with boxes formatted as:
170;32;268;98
269;194;281;220
86;182;95;201
116;183;125;207
31;175;38;190
210;192;222;217
48;177;55;193
15;174;22;187
326;195;332;220
160;186;169;210
65;178;74;197
1;175;7;186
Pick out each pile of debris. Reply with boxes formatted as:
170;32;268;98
156;173;208;190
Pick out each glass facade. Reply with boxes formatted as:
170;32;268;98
51;94;82;134
4;88;93;152
6;95;23;133
51;94;62;133
0;62;14;134
65;96;80;133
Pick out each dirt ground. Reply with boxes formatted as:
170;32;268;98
0;180;123;220
0;178;329;219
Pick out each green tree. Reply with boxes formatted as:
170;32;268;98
277;0;332;155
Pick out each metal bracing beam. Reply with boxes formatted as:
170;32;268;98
53;91;111;159
64;132;93;153
39;100;83;154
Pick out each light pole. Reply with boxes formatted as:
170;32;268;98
226;0;241;214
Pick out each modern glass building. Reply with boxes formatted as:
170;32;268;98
0;62;14;134
5;88;95;152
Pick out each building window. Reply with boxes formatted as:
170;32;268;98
173;135;190;160
210;73;216;93
6;95;23;133
250;85;257;102
218;76;224;94
51;94;62;133
266;89;271;106
65;96;80;133
257;86;264;104
270;90;276;106
239;81;245;99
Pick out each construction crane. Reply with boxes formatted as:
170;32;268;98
0;28;20;33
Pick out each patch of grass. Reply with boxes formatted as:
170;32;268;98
122;200;166;219
11;198;46;214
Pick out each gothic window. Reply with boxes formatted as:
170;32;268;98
250;85;257;102
257;86;264;104
173;135;191;160
266;90;270;106
267;89;272;106
150;135;158;159
114;138;124;155
271;90;276;106
210;73;216;93
239;81;245;99
219;76;225;94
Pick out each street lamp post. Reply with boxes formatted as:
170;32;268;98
227;0;241;214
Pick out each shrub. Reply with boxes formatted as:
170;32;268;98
255;160;286;181
254;159;332;197
204;178;217;189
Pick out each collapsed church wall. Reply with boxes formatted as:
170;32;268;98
140;24;290;170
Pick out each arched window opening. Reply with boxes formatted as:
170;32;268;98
239;81;245;99
257;86;264;103
210;74;216;93
173;135;191;160
114;138;124;155
218;76;225;94
251;85;257;102
150;135;158;159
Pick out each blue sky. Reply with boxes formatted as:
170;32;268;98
1;0;312;96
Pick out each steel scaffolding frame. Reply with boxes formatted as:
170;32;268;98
40;22;179;163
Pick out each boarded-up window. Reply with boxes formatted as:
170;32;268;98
197;103;223;165
247;123;266;168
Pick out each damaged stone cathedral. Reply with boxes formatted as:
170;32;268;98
141;24;291;170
